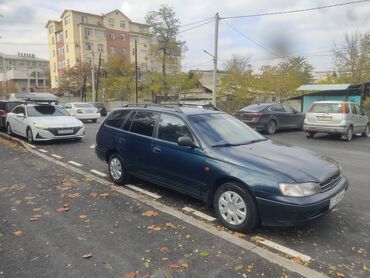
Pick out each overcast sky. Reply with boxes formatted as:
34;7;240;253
0;0;369;74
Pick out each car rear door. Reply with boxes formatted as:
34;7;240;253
269;104;289;128
150;113;206;197
349;103;361;132
357;105;369;131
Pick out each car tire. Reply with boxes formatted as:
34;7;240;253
344;125;353;142
214;182;259;231
92;119;97;123
266;120;277;135
306;131;315;138
361;124;369;137
6;123;13;135
26;127;34;143
108;153;128;185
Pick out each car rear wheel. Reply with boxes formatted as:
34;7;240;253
306;131;315;138
26;127;34;143
266;120;277;135
362;124;369;137
344;126;353;141
92;119;97;123
108;153;127;185
6;123;13;135
214;182;259;231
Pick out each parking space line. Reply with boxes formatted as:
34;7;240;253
90;144;96;149
90;169;107;177
38;149;48;153
126;184;161;199
182;206;216;222
51;154;63;159
27;143;37;149
67;161;83;167
252;236;311;262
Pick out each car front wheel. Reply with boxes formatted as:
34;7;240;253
344;126;353;141
26;127;34;143
362;124;369;137
6;123;13;135
108;153;127;185
214;182;259;231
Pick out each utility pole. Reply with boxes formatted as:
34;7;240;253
27;69;30;93
91;51;96;102
135;39;138;104
212;12;219;106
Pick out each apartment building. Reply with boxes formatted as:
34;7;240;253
46;9;155;89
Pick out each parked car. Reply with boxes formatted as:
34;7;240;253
63;102;101;122
90;102;107;117
6;103;85;143
0;100;24;130
303;101;369;141
235;103;305;134
95;105;348;231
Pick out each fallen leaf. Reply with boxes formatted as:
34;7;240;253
13;230;24;237
164;272;173;278
169;263;180;270
79;214;88;219
103;262;112;270
292;257;303;265
160;247;170;253
147;225;161;231
82;252;92;259
217;227;225;231
251;236;265;242
233;232;245;238
123;272;137;278
363;264;370;272
143;261;150;268
180;263;189;270
0;187;8;192
67;193;81;199
200;251;209;257
247;264;254;272
98;193;109;198
56;207;70;213
142;210;159;217
33;208;41;212
90;192;98;198
336;272;345;277
165;223;176;229
29;217;40;222
44;211;50;216
234;264;244;271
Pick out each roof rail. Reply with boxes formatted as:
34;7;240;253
179;103;221;111
122;103;183;113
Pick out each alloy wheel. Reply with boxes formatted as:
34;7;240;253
110;157;123;181
218;191;247;225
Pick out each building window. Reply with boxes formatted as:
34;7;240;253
108;32;115;40
84;28;92;37
86;43;93;51
110;46;116;55
120;48;127;56
120;34;126;41
49;26;54;34
82;16;88;24
98;44;104;52
65;30;68;39
56;33;63;42
64;15;71;25
56;48;60;56
94;30;105;37
120;20;125;28
52;37;55;44
53;50;55;57
61;47;65;55
139;26;145;33
108;18;114;27
66;44;69;53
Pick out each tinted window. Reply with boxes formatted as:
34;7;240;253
157;114;192;143
105;110;131;128
129;111;157;136
269;104;284;112
74;103;94;108
240;104;269;112
27;105;69;117
283;105;295;113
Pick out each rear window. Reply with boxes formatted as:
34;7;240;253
74;103;93;108
309;103;349;114
105;110;131;128
240;104;269;112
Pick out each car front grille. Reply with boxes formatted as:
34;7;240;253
48;126;82;136
320;172;342;191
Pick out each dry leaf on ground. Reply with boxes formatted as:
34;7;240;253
142;210;159;217
123;272;137;278
159;247;170;253
82;252;92;259
67;193;81;199
165;223;176;229
79;214;88;219
292;257;303;265
233;232;245;238
169;264;180;270
13;230;24;237
33;208;41;212
147;225;161;231
56;204;70;213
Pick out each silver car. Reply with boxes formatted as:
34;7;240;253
303;101;369;141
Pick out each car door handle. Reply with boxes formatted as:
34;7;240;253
153;147;161;154
118;138;125;144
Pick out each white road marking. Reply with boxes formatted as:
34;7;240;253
51;154;63;159
90;169;107;177
27;143;37;149
67;161;83;167
182;206;216;221
90;144;96;149
252;236;312;262
126;184;161;199
38;149;48;153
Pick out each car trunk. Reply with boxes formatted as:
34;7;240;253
306;103;347;125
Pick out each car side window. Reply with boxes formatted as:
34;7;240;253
355;105;363;115
129;111;157;137
12;106;21;114
157;114;193;143
269;104;284;112
350;103;357;114
283;105;295;113
105;110;131;128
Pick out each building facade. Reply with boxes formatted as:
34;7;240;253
46;9;173;89
0;52;49;94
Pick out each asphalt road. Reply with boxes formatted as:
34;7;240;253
2;120;370;277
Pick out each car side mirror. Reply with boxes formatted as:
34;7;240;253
177;136;196;148
16;113;25;118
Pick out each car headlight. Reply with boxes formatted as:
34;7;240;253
34;123;48;129
279;182;321;197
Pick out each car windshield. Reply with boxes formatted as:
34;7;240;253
74;103;94;108
27;105;70;117
188;113;266;147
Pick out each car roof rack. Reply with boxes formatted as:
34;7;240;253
122;103;183;113
179;103;221;111
24;93;58;104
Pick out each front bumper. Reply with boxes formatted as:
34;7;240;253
303;124;347;134
33;126;85;141
256;176;349;227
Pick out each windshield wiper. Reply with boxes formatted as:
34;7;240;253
212;138;268;148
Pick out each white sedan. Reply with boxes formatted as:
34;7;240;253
63;102;101;122
6;103;85;143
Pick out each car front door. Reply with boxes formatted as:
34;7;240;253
150;113;206;197
283;104;302;128
12;106;27;136
269;104;289;128
349;103;361;132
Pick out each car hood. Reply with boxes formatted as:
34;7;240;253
30;116;83;127
211;140;339;183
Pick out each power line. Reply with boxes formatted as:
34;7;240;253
222;0;370;19
178;19;214;34
180;17;214;28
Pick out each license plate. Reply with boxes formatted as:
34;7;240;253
317;116;332;121
329;190;345;210
87;109;94;113
58;129;74;135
